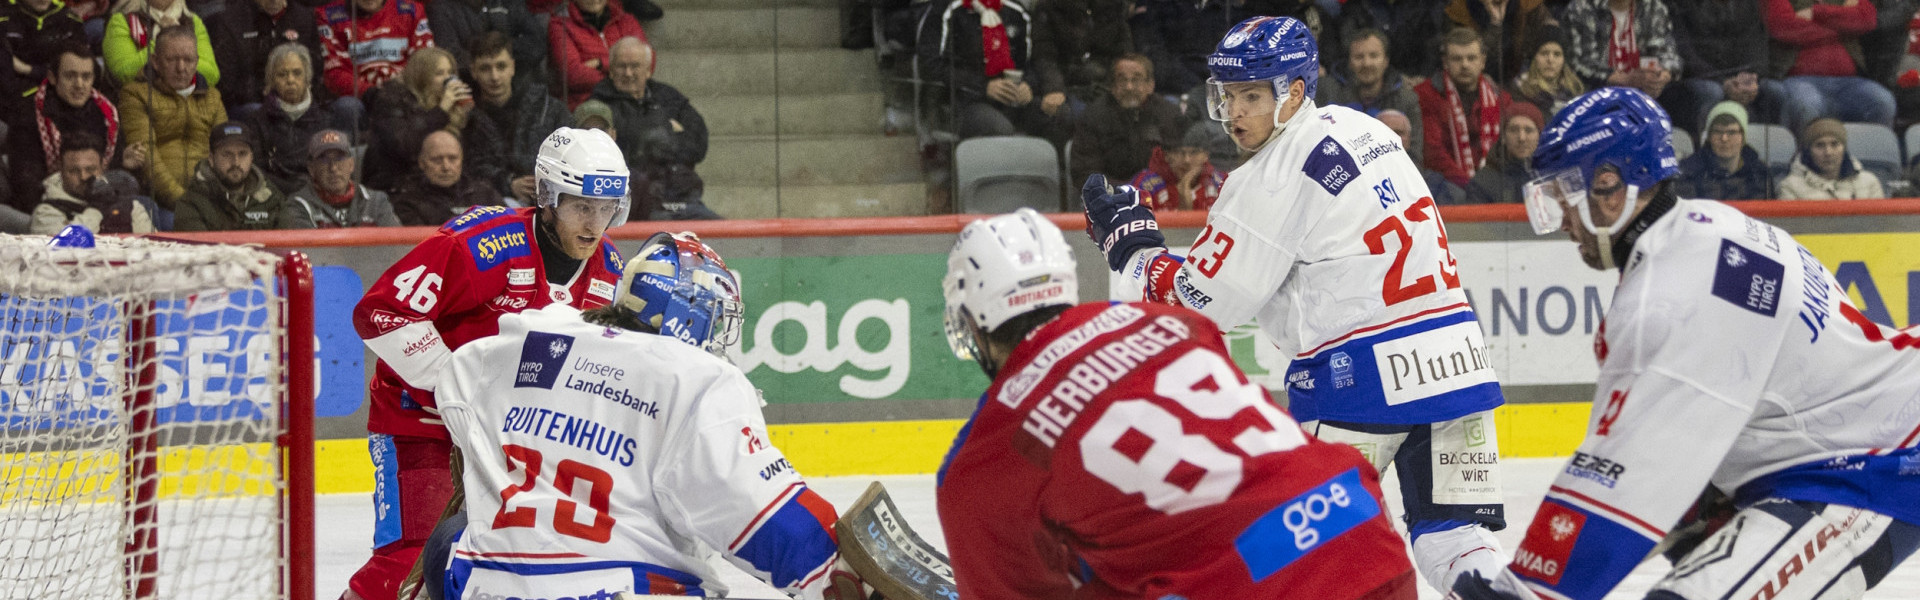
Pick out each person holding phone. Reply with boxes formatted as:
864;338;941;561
1559;0;1681;99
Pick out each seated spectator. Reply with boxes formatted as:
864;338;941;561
390;130;501;225
1763;0;1897;132
1780;117;1886;199
121;25;227;213
549;0;645;108
573;98;614;136
1130;0;1236;101
1675;101;1775;200
0;0;86;113
428;0;546;88
1444;0;1556;83
1129;122;1225;212
1417;27;1512;187
1069;54;1184;190
209;0;322;119
1668;0;1785;135
248;43;353;193
30;132;151;234
916;0;1049;139
362;46;489;192
1319;28;1424;163
1380;108;1465;205
1507;26;1584;114
173;121;292;230
462;32;570;204
591;37;718;220
103;0;217;86
1339;0;1452;83
8;46;133;215
315;0;433;100
1561;0;1679;99
1030;0;1131;122
286;128;401;226
1464;101;1542;204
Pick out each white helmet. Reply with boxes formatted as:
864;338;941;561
534;127;632;227
942;208;1078;365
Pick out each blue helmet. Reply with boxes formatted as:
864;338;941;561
612;232;743;356
1531;87;1678;191
1207;16;1319;99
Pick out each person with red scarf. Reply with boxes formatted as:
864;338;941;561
6;45;131;221
916;0;1048;139
1417;27;1512;188
1128;122;1225;212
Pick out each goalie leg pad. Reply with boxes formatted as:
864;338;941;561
1652;499;1919;600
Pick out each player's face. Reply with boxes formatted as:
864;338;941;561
1563;170;1628;270
551;194;620;260
1221;81;1277;150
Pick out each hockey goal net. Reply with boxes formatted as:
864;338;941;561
0;235;314;600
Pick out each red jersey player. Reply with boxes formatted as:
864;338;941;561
340;128;629;600
935;208;1417;599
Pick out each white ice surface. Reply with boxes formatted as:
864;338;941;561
315;458;1920;599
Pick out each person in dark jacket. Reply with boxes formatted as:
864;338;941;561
548;0;646;108
916;0;1049;139
173;120;293;230
1338;0;1452;85
1068;54;1184;191
7;45;129;217
1464;101;1541;204
247;42;351;193
590;37;717;220
461;32;570;203
427;0;546;88
362;46;499;192
1318;28;1426;163
0;0;86;113
1029;0;1131;121
1675;101;1775;200
286;128;401;227
207;0;321;116
390;130;501;225
1443;0;1556;84
1666;0;1784;135
1128;0;1238;99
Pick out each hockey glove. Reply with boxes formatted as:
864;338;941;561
1447;570;1530;600
1081;173;1166;272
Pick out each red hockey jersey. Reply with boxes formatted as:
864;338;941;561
352;206;623;440
937;302;1414;599
316;0;433;98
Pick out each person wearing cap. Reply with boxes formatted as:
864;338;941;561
1675;101;1774;201
1464;101;1543;204
286;128;401;228
172;120;291;231
389;130;502;226
1068;53;1184;193
1779;117;1885;200
572;99;615;138
1128;121;1226;211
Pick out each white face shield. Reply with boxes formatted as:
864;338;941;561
1521;167;1586;235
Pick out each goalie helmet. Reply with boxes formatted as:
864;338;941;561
534;127;632;228
942;208;1078;367
1205;16;1319;122
613;232;743;356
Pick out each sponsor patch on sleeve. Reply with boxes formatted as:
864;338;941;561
589;279;617;301
514;331;574;389
443;205;509;233
1301;136;1360;195
1709;239;1784;317
1512;501;1584;586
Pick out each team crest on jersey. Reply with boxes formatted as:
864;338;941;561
1302;136;1359;195
1710;239;1784;317
514;331;574;389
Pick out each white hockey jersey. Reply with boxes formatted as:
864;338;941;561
1507;197;1920;600
1118;101;1502;425
437;305;842;599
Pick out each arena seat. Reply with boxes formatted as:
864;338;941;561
956;136;1061;214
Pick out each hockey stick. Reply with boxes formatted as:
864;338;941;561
832;482;959;600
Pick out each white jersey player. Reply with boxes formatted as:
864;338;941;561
431;233;870;600
1081;15;1509;591
1451;88;1920;600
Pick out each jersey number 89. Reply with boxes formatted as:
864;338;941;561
1081;348;1307;515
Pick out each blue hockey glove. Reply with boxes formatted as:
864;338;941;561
1081;173;1165;272
1450;571;1526;600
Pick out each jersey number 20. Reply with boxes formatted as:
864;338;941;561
493;444;617;543
1081;348;1307;515
1364;197;1460;306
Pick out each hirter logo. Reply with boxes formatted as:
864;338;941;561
368;309;413;335
1513;502;1584;586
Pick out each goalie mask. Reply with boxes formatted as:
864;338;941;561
614;232;743;356
534;127;632;228
942;209;1078;373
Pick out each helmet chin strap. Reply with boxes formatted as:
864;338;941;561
1575;183;1640;270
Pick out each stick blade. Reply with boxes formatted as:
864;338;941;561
832;482;959;600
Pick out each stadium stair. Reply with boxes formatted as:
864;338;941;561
650;0;928;218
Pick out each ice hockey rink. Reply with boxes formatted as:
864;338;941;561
312;457;1920;600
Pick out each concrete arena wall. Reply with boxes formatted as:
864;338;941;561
159;202;1920;493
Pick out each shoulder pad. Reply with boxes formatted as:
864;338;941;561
441;205;513;234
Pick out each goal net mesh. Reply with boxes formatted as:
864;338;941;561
0;236;291;599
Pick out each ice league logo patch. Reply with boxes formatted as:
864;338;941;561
1710;239;1784;317
1302;136;1359;195
515;331;574;389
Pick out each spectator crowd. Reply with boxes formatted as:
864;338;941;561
4;0;1918;234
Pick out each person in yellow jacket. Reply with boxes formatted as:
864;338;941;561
101;0;217;86
119;24;226;213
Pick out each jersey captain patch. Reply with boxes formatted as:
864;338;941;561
1302;136;1359;195
1709;239;1784;317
